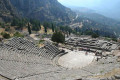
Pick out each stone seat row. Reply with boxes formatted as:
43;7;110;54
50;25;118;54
1;38;64;60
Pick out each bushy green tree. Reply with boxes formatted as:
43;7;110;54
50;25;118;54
1;23;5;28
5;27;10;31
30;19;41;31
112;38;117;42
44;26;47;33
43;22;49;33
11;18;28;30
92;33;99;38
32;26;40;31
59;26;72;34
11;18;19;26
39;22;41;30
1;32;10;39
52;23;55;32
52;31;65;43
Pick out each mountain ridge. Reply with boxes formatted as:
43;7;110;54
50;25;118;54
0;0;18;22
10;0;76;23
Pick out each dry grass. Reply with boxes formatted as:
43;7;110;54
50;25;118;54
22;27;28;32
39;26;45;34
47;29;53;34
0;28;5;33
38;43;44;48
39;25;53;34
0;75;9;80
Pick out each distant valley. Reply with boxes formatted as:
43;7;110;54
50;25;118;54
69;6;120;37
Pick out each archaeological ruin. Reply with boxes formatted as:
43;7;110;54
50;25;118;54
0;37;120;80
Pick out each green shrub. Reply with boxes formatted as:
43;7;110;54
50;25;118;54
5;27;10;31
1;32;10;39
92;33;99;38
39;40;45;44
112;38;117;42
1;23;5;28
51;31;65;43
14;32;24;37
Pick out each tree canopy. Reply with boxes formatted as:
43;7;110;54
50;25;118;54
51;31;65;43
1;32;10;39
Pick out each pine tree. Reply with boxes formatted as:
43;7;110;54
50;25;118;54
52;23;55;32
44;26;47;33
28;23;32;34
39;22;41;30
43;22;48;33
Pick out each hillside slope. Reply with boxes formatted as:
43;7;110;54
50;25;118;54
0;0;18;22
10;0;76;23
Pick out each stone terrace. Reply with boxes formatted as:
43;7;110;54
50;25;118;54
65;37;119;52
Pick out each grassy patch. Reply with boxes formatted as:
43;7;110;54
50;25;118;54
39;40;45;44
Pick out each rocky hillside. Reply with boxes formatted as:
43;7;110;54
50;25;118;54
0;0;18;22
10;0;76;23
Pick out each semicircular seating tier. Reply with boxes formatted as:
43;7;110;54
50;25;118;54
2;37;64;60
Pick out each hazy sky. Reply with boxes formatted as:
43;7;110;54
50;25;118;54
58;0;102;8
58;0;119;9
58;0;120;20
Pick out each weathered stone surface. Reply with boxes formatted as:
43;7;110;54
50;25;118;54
117;58;120;62
100;78;108;80
107;77;114;80
111;76;116;80
114;74;120;79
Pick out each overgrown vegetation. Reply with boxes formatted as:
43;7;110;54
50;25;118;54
0;17;117;42
39;40;45;44
11;18;28;30
5;27;10;31
92;33;99;38
30;19;41;31
1;23;5;28
112;38;117;42
14;32;24;37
